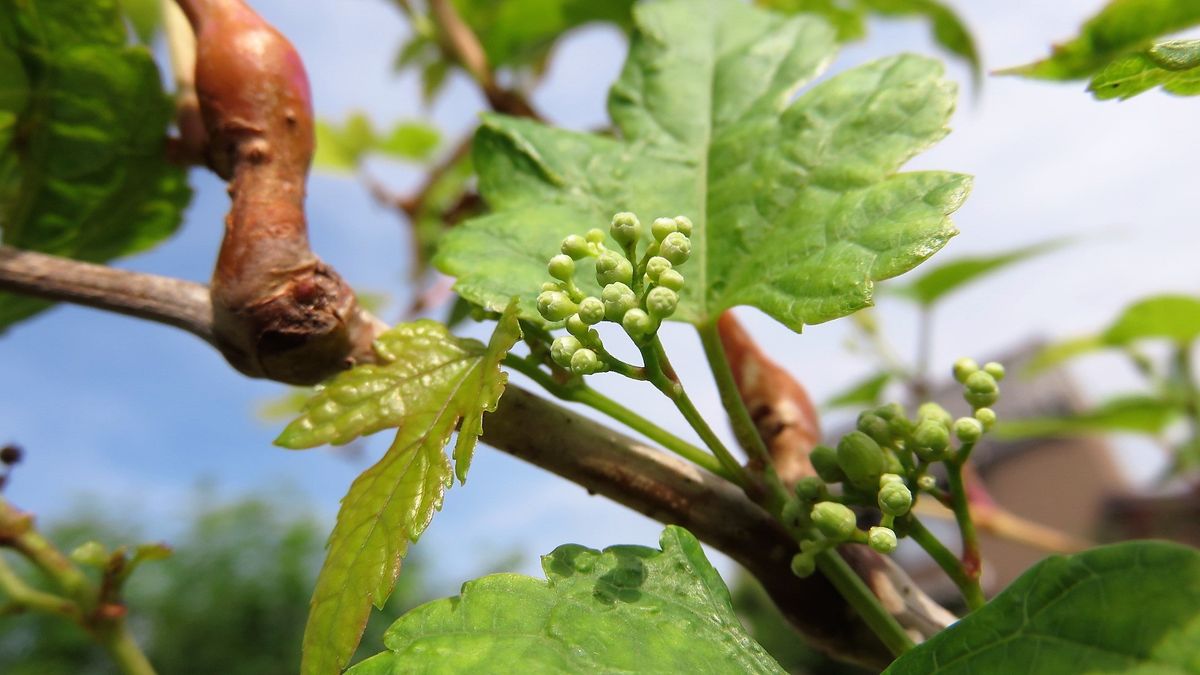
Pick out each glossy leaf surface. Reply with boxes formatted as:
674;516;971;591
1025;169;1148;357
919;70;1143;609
1090;38;1200;99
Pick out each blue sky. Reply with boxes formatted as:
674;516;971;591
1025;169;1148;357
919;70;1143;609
1;0;1194;589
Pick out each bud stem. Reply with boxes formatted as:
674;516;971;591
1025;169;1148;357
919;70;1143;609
907;516;986;611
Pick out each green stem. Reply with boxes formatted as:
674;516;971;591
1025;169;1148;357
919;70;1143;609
945;451;984;606
815;549;915;657
503;354;731;479
907;516;985;611
96;620;157;675
0;554;79;620
1171;343;1200;470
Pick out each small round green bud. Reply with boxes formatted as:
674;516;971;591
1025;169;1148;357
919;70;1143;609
547;254;575;282
651;217;677;242
541;281;562;292
917;475;937;491
878;481;913;517
812;501;858;540
887;412;913;438
602;283;637;322
565;314;591;340
837;431;885;491
954;416;984;444
70;541;109;567
646;286;679;319
809;445;845;484
577;297;605;325
856;412;892;447
585;228;606;244
658;269;685;291
659;231;691;265
882;450;903;476
974;407;997;430
570;348;601;375
795;476;826;502
965;390;999;409
965;370;998;395
983;362;1006;381
537;290;577;322
913;419;950;454
551;335;583;367
868;526;898;554
610;212;642;247
622;308;655;338
781;499;809;528
673;215;693;237
561;234;590;260
595;252;634;287
874;402;906;421
880;473;905;487
953;357;980;383
645;256;672;283
917;402;953;429
790;552;816;578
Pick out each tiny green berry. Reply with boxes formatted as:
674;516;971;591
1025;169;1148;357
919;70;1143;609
953;357;979;383
561;234;590;260
790;552;816;578
659;231;691;265
867;526;898;554
537;290;577;322
646;286;679;319
601;282;637;322
794;476;826;502
610;212;642;247
658;268;685;291
550;335;583;367
975;407;997;430
917;402;953;429
673;215;693;237
651;217;677;242
595;251;633;287
837;431;885;491
622;308;655;338
913;419;950;453
878;481;913;517
984;361;1006;381
954;416;984;444
547;254;575;282
570;348;601;375
809;445;845;484
811;501;858;540
578;297;605;325
585;228;605;244
645;256;672;283
857;412;892;447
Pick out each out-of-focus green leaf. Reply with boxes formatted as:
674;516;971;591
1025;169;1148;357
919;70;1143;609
280;304;520;675
1004;0;1200;81
756;0;865;40
1090;38;1200;99
995;395;1179;439
1103;294;1200;345
0;0;191;330
1024;335;1105;374
313;113;439;172
827;372;891;409
118;0;160;44
885;541;1200;674
436;0;968;332
348;526;785;675
889;239;1068;306
375;122;439;160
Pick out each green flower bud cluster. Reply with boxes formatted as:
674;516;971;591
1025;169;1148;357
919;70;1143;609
952;357;1004;410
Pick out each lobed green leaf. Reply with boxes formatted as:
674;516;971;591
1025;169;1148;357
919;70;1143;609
436;0;969;333
885;541;1200;674
348;526;784;674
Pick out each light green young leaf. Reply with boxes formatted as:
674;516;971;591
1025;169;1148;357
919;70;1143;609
1102;294;1200;345
436;0;968;333
117;0;161;44
826;372;891;409
281;305;521;675
374;122;440;161
889;238;1068;306
0;0;191;330
1090;39;1200;99
1024;335;1106;375
348;526;785;675
1004;0;1200;81
313;113;440;172
885;541;1200;674
994;395;1179;439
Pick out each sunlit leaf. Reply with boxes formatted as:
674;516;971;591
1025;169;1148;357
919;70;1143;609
826;372;891;409
1090;38;1200;99
889;239;1068;306
313;113;439;172
994;395;1179;439
1024;335;1106;374
1103;294;1200;345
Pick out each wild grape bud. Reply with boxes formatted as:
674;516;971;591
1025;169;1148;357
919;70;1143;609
577;297;605;325
658;268;685;291
856;412;892;447
879;473;904;487
882;450;904;476
953;357;979;383
547;254;575;282
585;228;606;244
595;251;634;287
794;476;826;502
541;282;562;292
622;308;655;338
917;475;937;491
551;335;583;368
964;370;999;408
646;286;678;319
610;212;642;247
790;552;816;578
70;541;109;568
651;217;677;242
808;445;845;483
874;402;905;421
878;481;913;517
867;526;898;554
984;361;1006;381
570;348;602;375
837;431;884;491
561;234;590;260
602;283;637;322
645;256;672;283
565;314;591;340
673;215;693;237
811;501;857;540
537;290;577;322
975;407;997;430
954;416;984;444
917;402;953;429
913;419;950;454
659;231;691;265
781;499;808;529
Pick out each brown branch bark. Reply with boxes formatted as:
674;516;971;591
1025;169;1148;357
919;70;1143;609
0;249;953;668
